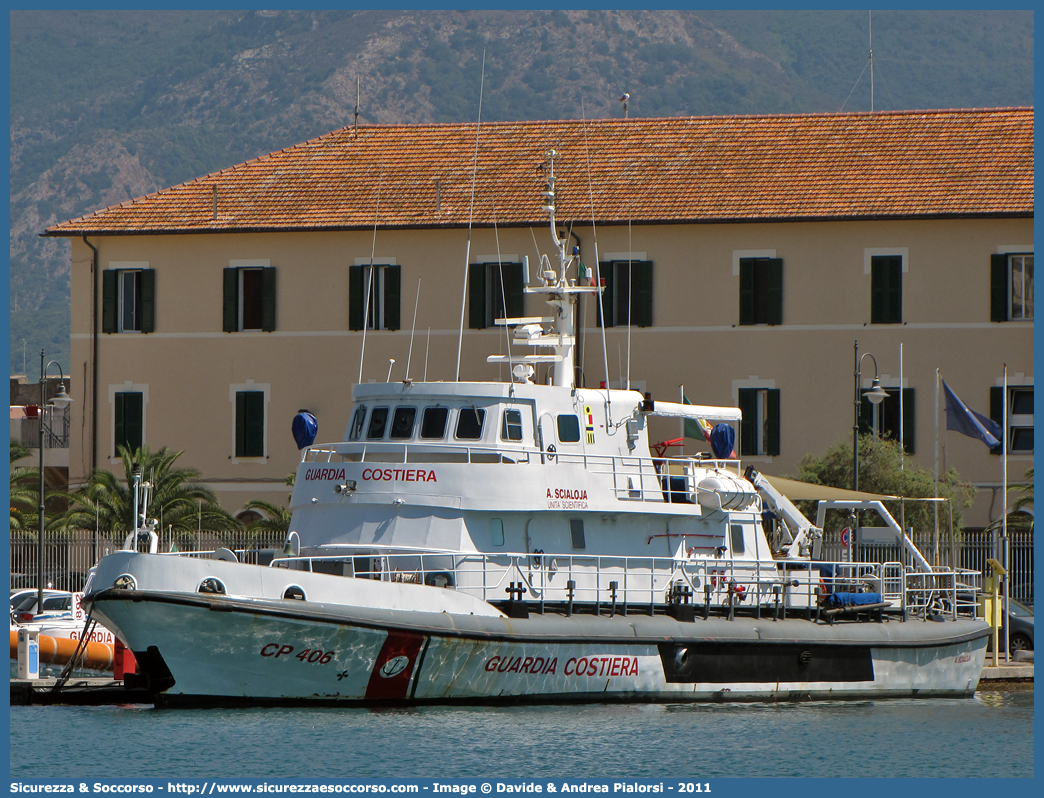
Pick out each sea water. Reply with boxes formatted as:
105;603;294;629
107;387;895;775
8;690;1033;779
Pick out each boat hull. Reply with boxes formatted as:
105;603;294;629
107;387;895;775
86;588;989;707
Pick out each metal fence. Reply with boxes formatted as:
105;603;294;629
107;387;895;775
821;528;1033;606
9;528;1034;606
17;407;71;449
9;529;287;592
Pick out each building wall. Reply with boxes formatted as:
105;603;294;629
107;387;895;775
67;215;1033;525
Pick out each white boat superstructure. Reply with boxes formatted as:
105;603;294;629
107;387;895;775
85;151;989;706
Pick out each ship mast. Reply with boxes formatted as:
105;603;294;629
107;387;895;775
487;150;601;388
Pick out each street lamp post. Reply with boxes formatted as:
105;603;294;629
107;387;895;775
853;340;888;493
37;350;73;615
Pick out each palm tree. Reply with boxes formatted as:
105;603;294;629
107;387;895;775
241;498;292;536
60;444;238;534
10;439;37;531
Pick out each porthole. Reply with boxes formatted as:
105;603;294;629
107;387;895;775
198;577;226;595
283;585;306;601
113;574;137;590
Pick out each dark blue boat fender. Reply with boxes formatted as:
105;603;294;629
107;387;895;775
824;592;884;609
292;409;317;449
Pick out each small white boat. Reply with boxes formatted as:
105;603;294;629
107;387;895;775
85;153;989;706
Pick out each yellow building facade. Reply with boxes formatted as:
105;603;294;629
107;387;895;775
49;109;1033;528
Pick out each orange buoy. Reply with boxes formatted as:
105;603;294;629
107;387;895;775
9;630;115;672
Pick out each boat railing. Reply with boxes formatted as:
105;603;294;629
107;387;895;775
264;546;981;621
301;441;740;506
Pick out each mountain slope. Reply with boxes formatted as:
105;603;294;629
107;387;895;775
9;9;1033;374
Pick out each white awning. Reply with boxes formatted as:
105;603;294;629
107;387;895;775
645;400;742;423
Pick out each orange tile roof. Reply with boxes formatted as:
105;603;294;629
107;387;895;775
45;107;1033;236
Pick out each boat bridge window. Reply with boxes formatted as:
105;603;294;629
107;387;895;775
730;525;746;555
501;409;523;441
569;519;586;550
455;408;485;440
420;407;448;439
348;406;366;440
367;407;389;439
490;518;505;547
558;414;581;443
390;407;417;439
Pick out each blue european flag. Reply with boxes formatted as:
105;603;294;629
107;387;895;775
942;381;1002;448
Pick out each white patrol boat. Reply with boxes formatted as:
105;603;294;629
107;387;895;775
84;153;989;706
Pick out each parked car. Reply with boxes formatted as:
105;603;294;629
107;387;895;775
986;598;1034;653
9;590;75;623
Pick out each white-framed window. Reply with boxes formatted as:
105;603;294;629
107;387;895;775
223;259;275;333
1008;254;1034;320
103;262;154;334
1008;387;1034;452
230;380;270;461
991;248;1033;322
350;262;401;331
239;268;265;331
108;381;149;462
864;248;908;325
119;270;142;332
733;378;778;458
990;382;1033;455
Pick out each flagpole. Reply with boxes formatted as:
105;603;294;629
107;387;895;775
1002;363;1009;663
679;384;684;451
934;368;939;563
899;343;904;471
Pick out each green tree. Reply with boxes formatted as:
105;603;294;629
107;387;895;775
987;467;1034;533
241;498;292;536
792;434;975;536
10;439;37;531
59;444;238;534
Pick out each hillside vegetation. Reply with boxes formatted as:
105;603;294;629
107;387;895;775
9;9;1033;374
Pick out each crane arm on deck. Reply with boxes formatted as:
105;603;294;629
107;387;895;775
744;466;823;559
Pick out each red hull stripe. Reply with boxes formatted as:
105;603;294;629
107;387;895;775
364;631;425;700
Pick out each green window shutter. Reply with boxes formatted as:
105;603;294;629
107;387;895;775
989;386;1004;455
991;254;1009;322
246;392;265;456
102;270;118;334
765;388;781;456
870;259;884;323
468;263;486;329
114;393;126;454
596;261;615;328
348;266;364;331
222;268;238;332
125;392;143;453
114;392;143;455
872;256;902;324
738;259;754;326
900;388;915;455
765;258;783;326
738;388;757;456
636;260;653;327
384;265;401;330
140;269;156;333
235;392;246;455
261;267;276;332
236;391;265;457
506;262;525;318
